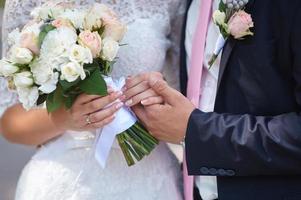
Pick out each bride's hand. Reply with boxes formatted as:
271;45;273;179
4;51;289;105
123;72;164;107
51;91;123;132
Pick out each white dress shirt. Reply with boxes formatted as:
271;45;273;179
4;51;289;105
185;0;221;199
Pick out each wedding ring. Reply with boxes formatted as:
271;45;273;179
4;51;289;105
85;114;92;125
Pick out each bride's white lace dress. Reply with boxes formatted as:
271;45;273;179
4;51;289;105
0;0;185;199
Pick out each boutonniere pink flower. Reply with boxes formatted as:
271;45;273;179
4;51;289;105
209;0;254;67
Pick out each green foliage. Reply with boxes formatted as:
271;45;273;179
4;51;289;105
46;85;64;113
0;0;5;8
219;1;227;12
79;69;108;96
38;24;56;47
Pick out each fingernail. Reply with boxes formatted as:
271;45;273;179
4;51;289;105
115;102;124;109
125;99;133;106
141;100;148;105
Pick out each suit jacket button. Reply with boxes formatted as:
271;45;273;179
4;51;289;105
226;170;235;176
218;169;227;176
200;167;209;174
209;168;217;175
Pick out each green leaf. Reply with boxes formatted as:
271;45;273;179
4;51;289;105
46;85;64;113
38;24;56;47
59;79;80;91
84;60;99;74
219;1;227;12
79;69;108;96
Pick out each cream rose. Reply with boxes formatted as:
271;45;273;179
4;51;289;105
78;30;102;58
60;62;86;82
101;37;120;62
10;47;34;64
213;10;226;26
0;59;19;77
228;10;254;39
14;71;34;88
83;3;117;30
69;44;93;64
103;20;127;42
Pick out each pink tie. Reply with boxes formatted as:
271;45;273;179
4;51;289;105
184;0;213;200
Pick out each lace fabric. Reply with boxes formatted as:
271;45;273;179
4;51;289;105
1;0;186;199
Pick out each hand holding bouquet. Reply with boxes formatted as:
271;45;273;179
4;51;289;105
0;2;158;167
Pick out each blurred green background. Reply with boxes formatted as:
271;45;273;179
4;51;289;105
0;0;5;8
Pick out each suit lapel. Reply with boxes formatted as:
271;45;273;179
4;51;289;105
217;38;237;90
216;0;256;90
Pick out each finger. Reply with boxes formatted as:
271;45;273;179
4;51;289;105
149;79;182;106
141;96;164;106
131;105;148;122
125;72;163;89
123;81;150;100
75;94;102;105
88;102;123;124
125;89;157;107
86;115;116;129
124;74;147;89
82;91;123;115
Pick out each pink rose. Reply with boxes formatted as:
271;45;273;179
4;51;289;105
103;19;127;42
20;32;40;55
52;18;74;29
78;30;102;58
228;10;254;39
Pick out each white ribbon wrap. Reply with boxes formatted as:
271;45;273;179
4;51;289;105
95;77;137;168
213;34;227;56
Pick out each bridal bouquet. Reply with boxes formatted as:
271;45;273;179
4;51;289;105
0;2;158;167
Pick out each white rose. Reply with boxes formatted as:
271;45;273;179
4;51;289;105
213;10;226;26
101;38;120;62
17;86;39;110
0;59;19;77
14;71;34;88
30;6;64;20
60;62;86;82
10;47;33;64
69;44;93;64
59;9;86;29
30;59;58;94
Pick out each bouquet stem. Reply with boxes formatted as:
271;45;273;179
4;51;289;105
117;122;159;166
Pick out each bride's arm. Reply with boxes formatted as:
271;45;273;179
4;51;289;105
1;92;123;146
1;105;65;145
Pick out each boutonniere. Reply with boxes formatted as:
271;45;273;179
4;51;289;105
209;0;254;67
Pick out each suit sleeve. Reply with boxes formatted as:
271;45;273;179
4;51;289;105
185;5;301;176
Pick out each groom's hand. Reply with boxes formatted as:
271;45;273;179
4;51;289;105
132;78;196;144
123;72;164;106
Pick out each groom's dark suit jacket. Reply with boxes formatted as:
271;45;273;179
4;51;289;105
181;0;301;200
